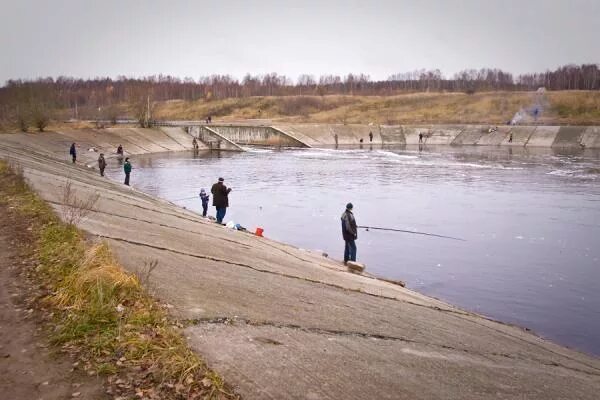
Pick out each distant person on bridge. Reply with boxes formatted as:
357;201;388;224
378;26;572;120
98;153;106;177
116;144;123;156
199;188;209;217
69;143;77;163
341;203;358;265
123;158;132;186
211;177;231;224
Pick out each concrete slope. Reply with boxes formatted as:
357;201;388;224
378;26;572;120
451;125;487;145
379;125;406;144
423;126;462;145
552;126;587;148
0;129;195;168
476;126;512;145
1;136;599;400
129;128;187;151
274;124;379;145
159;127;202;149
502;126;536;146
527;126;560;147
582;126;600;148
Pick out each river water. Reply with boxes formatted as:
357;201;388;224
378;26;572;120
105;145;600;356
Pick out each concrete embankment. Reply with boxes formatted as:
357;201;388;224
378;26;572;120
0;127;199;166
273;123;600;148
1;130;600;399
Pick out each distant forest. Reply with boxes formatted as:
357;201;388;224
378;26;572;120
0;63;598;128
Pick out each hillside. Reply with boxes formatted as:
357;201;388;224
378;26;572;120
152;91;600;126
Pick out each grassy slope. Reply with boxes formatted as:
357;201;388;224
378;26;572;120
0;160;237;400
153;91;600;125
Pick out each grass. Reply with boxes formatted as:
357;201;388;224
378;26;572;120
151;91;600;125
0;160;238;399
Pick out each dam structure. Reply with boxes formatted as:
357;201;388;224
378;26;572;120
1;126;599;399
150;121;600;150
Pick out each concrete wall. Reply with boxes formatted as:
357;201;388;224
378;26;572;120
273;124;600;148
552;126;587;148
208;125;310;147
581;126;600;148
526;126;560;147
0;127;198;167
451;125;487;145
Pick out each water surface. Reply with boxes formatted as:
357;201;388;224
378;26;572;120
106;145;600;356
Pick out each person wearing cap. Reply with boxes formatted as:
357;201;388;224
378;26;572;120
341;202;358;264
199;188;210;217
211;177;232;223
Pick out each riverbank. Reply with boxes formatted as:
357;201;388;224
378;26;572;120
0;160;238;399
1;130;600;399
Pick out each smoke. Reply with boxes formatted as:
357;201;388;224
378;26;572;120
510;87;548;125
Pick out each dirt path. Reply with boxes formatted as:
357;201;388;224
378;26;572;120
0;204;107;400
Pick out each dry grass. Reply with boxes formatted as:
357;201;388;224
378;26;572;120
152;91;600;125
0;160;238;399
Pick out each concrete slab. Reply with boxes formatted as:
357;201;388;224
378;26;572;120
2;130;600;400
501;126;536;146
451;125;487;145
581;126;600;148
130;128;187;151
160;127;201;149
476;126;512;146
527;126;560;147
379;125;406;145
552;126;587;148
402;126;430;145
423;126;461;145
187;322;600;400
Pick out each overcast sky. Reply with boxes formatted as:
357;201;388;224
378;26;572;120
1;0;598;84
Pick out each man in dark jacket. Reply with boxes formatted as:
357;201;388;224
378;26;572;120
123;158;132;186
69;143;77;163
341;202;357;264
98;153;107;176
211;177;232;223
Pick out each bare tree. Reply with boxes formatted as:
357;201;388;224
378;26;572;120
60;180;100;225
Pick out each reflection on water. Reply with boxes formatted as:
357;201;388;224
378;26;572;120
106;145;600;356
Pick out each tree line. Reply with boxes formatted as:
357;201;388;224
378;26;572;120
0;63;597;129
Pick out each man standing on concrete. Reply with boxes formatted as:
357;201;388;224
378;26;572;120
123;157;132;186
98;153;107;177
69;143;77;163
341;203;357;264
369;131;373;142
211;177;232;224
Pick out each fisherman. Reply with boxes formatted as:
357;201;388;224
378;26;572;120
116;144;123;156
211;177;232;224
123;157;132;186
341;203;358;264
334;133;339;147
69;143;77;163
98;153;107;177
419;133;423;143
192;137;198;150
199;188;210;217
369;131;373;142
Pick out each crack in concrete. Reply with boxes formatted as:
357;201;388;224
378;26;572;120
189;316;600;377
96;234;472;318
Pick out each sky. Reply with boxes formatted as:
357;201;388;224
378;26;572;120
0;0;598;84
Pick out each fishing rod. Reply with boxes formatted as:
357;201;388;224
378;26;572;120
172;196;198;201
358;225;465;241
